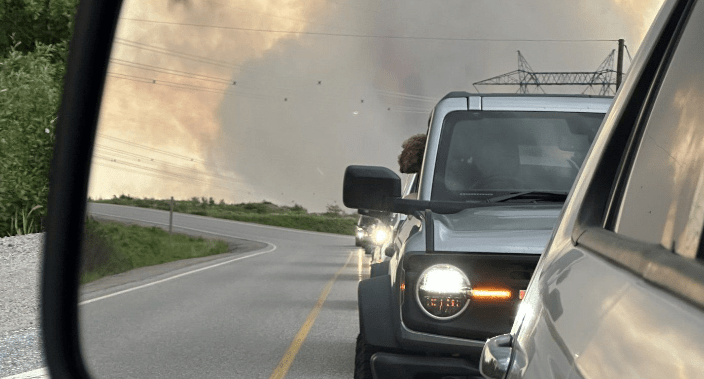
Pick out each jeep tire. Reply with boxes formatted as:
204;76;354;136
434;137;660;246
354;330;378;379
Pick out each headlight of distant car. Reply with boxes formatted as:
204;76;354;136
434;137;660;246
416;264;470;320
372;227;389;245
355;228;365;239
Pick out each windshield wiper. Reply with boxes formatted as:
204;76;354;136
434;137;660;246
486;191;568;203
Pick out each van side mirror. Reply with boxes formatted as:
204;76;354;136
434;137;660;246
343;165;402;212
479;334;513;379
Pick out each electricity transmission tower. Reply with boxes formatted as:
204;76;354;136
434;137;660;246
473;40;625;96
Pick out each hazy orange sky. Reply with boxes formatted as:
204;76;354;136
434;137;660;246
89;0;665;211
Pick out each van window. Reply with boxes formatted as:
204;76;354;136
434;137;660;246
613;1;704;260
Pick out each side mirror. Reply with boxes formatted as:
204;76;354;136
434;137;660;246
479;334;513;379
343;165;402;212
384;246;395;258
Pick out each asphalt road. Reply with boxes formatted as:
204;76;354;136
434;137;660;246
80;203;367;379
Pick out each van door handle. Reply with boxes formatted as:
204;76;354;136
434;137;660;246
479;334;513;379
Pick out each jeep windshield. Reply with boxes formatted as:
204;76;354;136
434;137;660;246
431;110;604;202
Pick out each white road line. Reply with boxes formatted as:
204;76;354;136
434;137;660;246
79;244;277;306
0;367;48;379
9;208;348;378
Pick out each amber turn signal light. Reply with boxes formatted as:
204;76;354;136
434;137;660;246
469;288;512;300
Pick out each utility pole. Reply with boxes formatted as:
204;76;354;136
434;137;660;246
169;196;174;234
616;39;625;90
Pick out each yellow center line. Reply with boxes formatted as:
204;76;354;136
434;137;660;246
268;250;355;379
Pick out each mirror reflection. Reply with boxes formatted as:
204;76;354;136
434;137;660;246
72;0;658;378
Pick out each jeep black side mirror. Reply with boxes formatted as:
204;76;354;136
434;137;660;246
343;165;402;212
384;246;395;258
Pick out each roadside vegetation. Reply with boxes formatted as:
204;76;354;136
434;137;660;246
0;0;79;237
81;217;229;284
93;196;358;235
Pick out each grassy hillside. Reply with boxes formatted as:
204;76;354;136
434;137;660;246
92;196;357;235
81;217;229;284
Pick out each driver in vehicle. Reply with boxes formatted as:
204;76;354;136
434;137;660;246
445;139;523;192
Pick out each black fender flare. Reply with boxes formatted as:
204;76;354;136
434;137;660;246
369;261;390;278
358;275;400;349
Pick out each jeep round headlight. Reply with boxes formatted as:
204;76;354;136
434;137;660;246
416;264;470;320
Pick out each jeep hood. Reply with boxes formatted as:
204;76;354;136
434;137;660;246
432;204;562;255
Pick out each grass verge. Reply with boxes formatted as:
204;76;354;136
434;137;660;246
92;196;357;235
81;217;229;284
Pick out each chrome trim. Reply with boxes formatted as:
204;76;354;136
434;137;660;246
479;334;513;379
414;264;471;321
419;97;467;200
399;262;485;350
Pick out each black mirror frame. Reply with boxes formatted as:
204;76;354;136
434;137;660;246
343;165;403;211
41;1;123;379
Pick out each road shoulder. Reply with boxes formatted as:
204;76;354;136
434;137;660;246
81;215;267;300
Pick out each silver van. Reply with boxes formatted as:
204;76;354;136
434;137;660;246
480;0;704;378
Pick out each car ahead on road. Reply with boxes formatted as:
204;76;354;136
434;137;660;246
356;214;378;247
357;211;394;253
370;173;419;266
343;92;612;379
480;0;704;378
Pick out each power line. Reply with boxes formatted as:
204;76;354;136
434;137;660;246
114;38;242;69
107;72;229;95
106;72;346;107
106;72;275;101
107;70;434;112
95;144;247;184
474;50;621;96
326;0;382;15
110;58;234;84
388;109;428;114
113;38;327;86
111;39;448;103
110;52;321;95
209;0;348;31
119;18;618;42
98;134;207;163
375;89;437;102
625;45;633;63
93;155;234;190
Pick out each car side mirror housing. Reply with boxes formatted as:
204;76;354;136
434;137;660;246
343;165;402;212
479;333;513;379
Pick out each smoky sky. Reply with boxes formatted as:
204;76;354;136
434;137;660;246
215;0;661;211
90;0;663;210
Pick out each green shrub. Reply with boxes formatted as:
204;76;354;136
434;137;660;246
81;216;118;278
0;44;63;236
80;217;229;284
0;0;79;58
